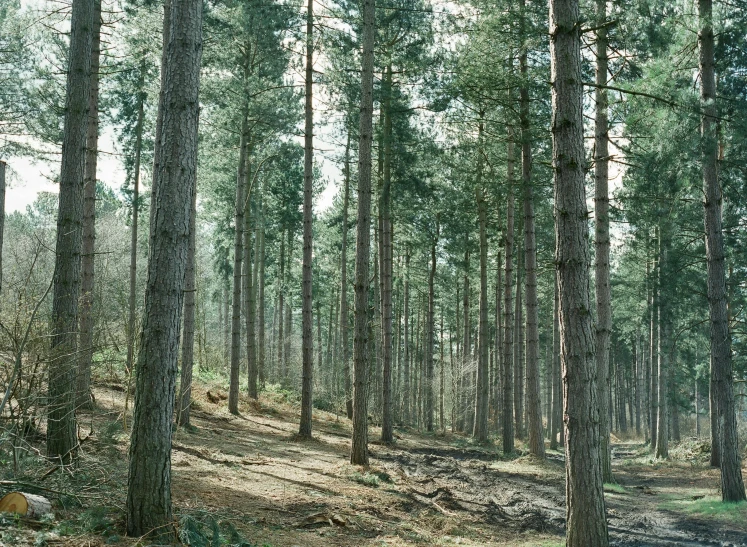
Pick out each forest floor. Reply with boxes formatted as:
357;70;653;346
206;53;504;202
2;381;747;547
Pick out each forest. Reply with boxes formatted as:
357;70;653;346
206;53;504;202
1;0;747;545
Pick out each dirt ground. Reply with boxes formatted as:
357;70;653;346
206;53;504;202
2;383;747;546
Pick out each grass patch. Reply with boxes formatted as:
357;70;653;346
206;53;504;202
350;471;390;487
659;495;747;524
604;483;626;494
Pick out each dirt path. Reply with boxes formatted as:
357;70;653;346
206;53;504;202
3;386;747;546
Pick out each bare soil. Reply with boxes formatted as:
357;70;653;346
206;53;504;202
1;384;746;546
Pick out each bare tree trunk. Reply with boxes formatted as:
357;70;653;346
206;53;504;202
462;243;471;433
474;115;489;443
341;132;353;419
47;0;94;462
520;27;543;457
403;250;410;425
493;249;502;433
426;223;439;432
550;0;609;540
350;0;375;466
284;233;293;379
258;195;266;388
245;163;257;399
299;0;315;438
550;276;561;450
655;242;669;458
126;0;202;536
514;237;524;440
440;309;445;432
76;0;101;409
650;233;659;448
177;183;197;427
228;115;248;415
124;87;144;426
699;0;746;501
380;64;394;442
502;126;515;454
277;230;285;380
594;0;612;482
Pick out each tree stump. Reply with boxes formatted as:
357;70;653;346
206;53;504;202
0;492;53;519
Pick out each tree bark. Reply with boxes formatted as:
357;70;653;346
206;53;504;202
341;132;353;419
124;87;145;424
550;0;609;541
474;116;490;443
699;0;746;502
426;222;438;432
126;0;202;536
655;241;669;458
594;0;612;482
403;250;410;425
76;0;101;410
177;182;197;427
514;246;524;440
351;0;375;466
502;126;515;454
550;274;561;450
47;0;94;462
228;115;248;415
381;65;394;442
299;0;315;438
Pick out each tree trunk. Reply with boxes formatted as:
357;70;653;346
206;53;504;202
650;234;659;448
655;241;669;458
474;115;490;443
350;0;375;466
699;0;746;501
228;116;248;415
550;0;609;541
514;239;524;440
403;250;410;425
594;0;612;482
177;182;197;427
76;0;101;410
126;0;202;536
299;0;315;438
277;230;285;379
283;232;293;379
341;132;353;419
550;275;561;450
520;30;543;457
125;92;144;396
426;223;438;432
462;242;471;433
47;0;94;462
381;66;394;442
502;127;515;454
494;249;503;433
258;193;266;388
245;163;257;400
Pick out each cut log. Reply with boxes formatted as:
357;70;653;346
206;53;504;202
0;492;53;519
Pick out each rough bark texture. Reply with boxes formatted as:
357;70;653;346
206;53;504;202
76;0;101;410
299;0;314;439
426;225;438;432
228;117;248;415
177;186;198;427
341;137;353;419
550;0;609;542
593;0;612;482
403;251;410;424
698;0;746;502
381;65;394;442
473;115;489;442
502;128;515;454
514;249;524;439
126;0;202;536
350;0;375;466
550;275;561;450
521;57;543;458
245;168;257;399
258;194;266;387
655;243;669;458
47;0;94;462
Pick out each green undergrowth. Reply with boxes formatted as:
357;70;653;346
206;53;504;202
659;495;747;524
178;513;271;547
350;469;393;487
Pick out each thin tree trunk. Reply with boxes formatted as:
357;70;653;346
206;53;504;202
381;66;394;442
462;242;471;433
550;276;561;450
551;0;609;540
47;0;94;462
76;0;101;409
177;182;197;427
277;230;285;379
514;240;524;440
126;0;202;535
245;161;258;399
494;250;502;433
474;114;489;443
299;0;315;438
228;115;248;415
124;85;145;427
426;223;439;432
503;126;515;454
403;250;410;425
258;194;266;388
699;0;745;501
351;0;375;465
655;249;669;458
594;0;612;482
341;132;353;419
